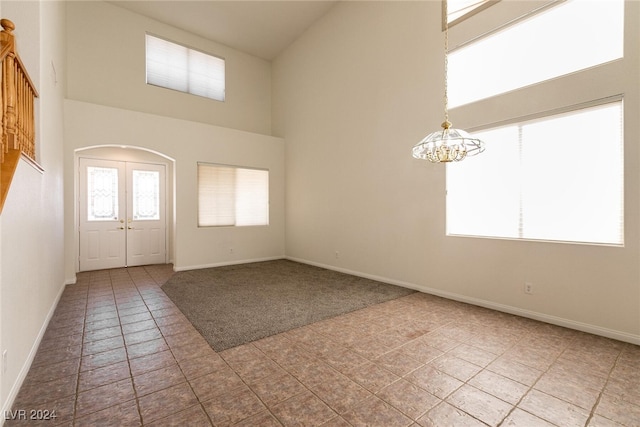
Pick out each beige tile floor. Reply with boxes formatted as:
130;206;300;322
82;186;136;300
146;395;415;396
5;265;640;426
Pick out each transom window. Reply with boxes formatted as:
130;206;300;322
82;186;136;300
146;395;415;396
145;34;225;102
448;0;624;107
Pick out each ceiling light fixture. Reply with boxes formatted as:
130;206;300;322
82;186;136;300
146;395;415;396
412;1;485;163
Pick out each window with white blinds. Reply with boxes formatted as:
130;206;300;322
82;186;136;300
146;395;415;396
446;100;624;246
146;34;225;102
448;0;624;108
198;164;269;227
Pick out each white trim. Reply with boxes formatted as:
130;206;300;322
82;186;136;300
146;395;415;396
446;0;500;30
173;256;285;272
465;94;624;135
449;0;558;50
286;256;640;346
1;281;66;426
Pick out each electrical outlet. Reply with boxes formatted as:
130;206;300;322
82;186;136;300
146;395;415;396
2;350;7;374
524;282;534;295
335;251;339;259
229;248;234;254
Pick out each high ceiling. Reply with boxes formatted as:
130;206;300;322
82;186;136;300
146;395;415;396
109;1;338;60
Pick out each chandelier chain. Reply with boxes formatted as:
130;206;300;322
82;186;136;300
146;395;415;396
410;0;485;163
443;0;449;124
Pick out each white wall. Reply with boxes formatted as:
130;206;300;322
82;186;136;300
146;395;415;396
272;1;640;343
66;1;272;136
0;0;66;417
63;1;285;282
63;100;285;282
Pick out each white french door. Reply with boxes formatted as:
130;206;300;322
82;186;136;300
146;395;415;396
79;158;167;271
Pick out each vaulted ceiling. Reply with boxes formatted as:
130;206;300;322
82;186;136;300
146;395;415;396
109;1;337;60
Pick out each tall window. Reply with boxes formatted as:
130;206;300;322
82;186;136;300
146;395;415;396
198;164;269;227
446;0;626;246
448;0;624;107
447;100;623;245
145;34;225;102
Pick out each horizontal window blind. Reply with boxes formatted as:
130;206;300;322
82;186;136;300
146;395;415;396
198;164;269;227
447;100;623;246
146;34;225;102
235;168;270;226
449;0;624;107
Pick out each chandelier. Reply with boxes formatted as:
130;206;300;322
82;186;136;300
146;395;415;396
412;1;485;163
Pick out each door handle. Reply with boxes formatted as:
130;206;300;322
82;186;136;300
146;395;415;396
128;226;134;230
118;226;125;230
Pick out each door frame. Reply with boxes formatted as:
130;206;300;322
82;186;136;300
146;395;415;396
74;145;175;272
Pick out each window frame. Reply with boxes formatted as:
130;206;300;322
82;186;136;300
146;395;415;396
443;0;499;29
444;0;628;247
447;0;624;109
145;33;226;102
446;96;624;247
197;162;270;228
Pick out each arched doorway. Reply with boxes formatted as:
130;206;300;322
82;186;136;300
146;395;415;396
75;146;175;271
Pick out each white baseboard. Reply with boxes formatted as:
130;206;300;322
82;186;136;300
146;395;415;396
1;281;67;426
286;256;640;346
173;256;285;272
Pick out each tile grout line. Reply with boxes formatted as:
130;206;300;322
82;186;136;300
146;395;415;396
368;320;455;423
138;265;217;426
117;268;148;427
244;311;447;424
70;275;90;427
583;343;625;427
492;329;542;427
72;272;112;424
418;322;514;427
11;266;639;427
269;313;400;424
496;331;584;427
242;341;330;426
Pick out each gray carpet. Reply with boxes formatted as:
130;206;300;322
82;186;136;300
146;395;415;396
161;259;416;351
